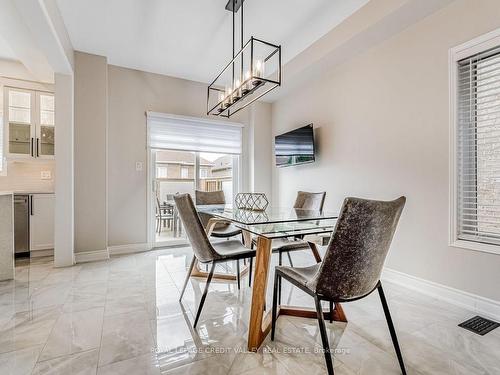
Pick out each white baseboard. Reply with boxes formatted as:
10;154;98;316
108;243;152;256
30;249;54;258
74;249;110;263
382;268;500;321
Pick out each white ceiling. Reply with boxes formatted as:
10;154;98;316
56;0;368;83
0;34;17;61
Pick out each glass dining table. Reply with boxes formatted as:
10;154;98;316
196;205;344;352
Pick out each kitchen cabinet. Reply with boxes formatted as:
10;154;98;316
29;194;55;252
3;88;55;160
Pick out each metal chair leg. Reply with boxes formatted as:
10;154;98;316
193;262;215;328
236;260;241;290
179;256;196;301
278;251;283;305
249;257;253;287
329;301;334;323
314;296;334;375
378;283;407;375
286;251;293;266
271;272;280;340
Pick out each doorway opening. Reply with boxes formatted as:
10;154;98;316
151;149;239;247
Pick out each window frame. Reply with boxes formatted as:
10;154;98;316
180;166;189;179
449;28;500;255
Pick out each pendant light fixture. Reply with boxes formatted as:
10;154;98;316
207;0;282;118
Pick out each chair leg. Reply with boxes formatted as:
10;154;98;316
278;252;283;305
378;283;407;375
286;251;294;266
179;256;196;301
193;262;215;328
271;272;280;340
329;301;334;323
249;257;253;287
314;296;334;375
236;260;241;290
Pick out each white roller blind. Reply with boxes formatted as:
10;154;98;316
457;46;500;246
147;112;242;154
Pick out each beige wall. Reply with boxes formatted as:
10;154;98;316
272;0;500;301
107;65;271;246
249;102;273;201
74;52;107;253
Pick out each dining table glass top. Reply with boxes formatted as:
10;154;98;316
197;204;338;239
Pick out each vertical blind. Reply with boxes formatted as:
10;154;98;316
457;46;500;245
147;112;242;154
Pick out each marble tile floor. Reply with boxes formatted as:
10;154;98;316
0;247;499;374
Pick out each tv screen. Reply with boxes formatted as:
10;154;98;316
275;124;315;167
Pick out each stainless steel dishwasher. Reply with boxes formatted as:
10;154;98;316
14;194;30;257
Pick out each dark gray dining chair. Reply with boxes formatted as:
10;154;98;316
271;196;407;375
250;191;326;289
175;193;256;327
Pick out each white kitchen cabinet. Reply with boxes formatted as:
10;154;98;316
3;88;55;160
29;194;55;252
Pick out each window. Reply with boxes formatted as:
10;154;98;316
451;29;500;254
157;166;168;178
200;167;209;178
181;166;189;179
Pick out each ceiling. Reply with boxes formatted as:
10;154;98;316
0;34;16;61
56;0;368;83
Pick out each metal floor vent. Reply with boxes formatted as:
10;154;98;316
458;316;500;336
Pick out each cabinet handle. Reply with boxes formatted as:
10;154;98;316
30;195;34;216
31;138;34;157
36;138;40;157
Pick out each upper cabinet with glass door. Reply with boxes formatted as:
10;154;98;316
37;92;55;159
4;87;55;160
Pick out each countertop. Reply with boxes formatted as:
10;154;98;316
0;191;54;195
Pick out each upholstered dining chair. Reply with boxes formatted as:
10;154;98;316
175;193;256;327
271;196;407;375
195;190;243;240
195;190;248;288
250;191;326;290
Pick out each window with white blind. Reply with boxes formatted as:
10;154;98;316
451;29;500;254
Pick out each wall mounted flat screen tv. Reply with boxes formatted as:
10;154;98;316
275;124;315;167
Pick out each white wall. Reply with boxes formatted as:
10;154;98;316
272;0;500;301
54;72;74;266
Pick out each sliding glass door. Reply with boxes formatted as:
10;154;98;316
152;149;239;247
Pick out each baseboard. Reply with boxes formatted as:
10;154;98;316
382;268;500;321
108;243;152;256
74;249;110;263
30;249;54;258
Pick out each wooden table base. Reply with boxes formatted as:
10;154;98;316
190;259;249;281
247;236;348;352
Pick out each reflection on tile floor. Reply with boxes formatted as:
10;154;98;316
0;247;499;374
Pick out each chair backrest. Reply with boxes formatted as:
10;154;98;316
156;197;161;214
294;191;326;211
312;196;406;301
195;190;226;205
195;190;228;229
174;193;218;263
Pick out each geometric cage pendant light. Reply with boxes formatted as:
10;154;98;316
207;0;282;118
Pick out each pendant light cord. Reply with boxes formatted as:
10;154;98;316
232;0;235;89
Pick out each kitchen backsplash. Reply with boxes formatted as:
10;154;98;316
0;160;55;192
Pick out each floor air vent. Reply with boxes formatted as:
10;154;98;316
458;316;499;336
